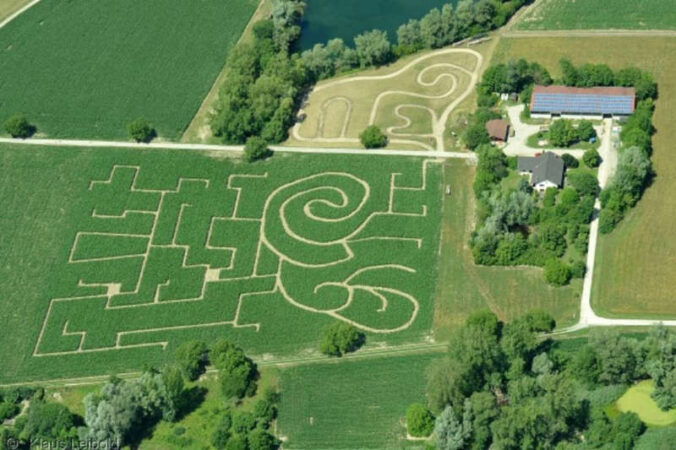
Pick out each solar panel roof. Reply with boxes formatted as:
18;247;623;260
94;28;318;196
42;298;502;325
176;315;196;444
530;86;635;115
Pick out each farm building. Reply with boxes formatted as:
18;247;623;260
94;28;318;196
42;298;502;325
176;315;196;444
530;85;635;118
485;119;510;142
518;152;565;192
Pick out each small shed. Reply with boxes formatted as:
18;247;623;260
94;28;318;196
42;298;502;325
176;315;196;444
485;119;510;142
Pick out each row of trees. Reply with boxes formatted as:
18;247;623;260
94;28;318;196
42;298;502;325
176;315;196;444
409;311;676;448
477;58;552;107
301;0;529;82
211;0;308;147
599;100;655;233
559;59;657;101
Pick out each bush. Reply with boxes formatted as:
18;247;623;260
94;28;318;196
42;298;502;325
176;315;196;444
175;340;208;381
577;120;597;141
406;403;435;437
544;259;572;286
0;402;19;421
567;172;599;198
570;261;587;279
561;153;579;168
599;207;623;234
127;118;156;143
359;125;387;148
3;114;35;138
549;119;577;147
320;322;365;357
583;149;602;168
244;136;271;162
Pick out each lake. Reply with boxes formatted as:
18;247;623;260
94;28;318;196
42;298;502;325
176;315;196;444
298;0;451;50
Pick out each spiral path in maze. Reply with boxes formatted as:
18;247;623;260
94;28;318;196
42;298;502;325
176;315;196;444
34;159;442;357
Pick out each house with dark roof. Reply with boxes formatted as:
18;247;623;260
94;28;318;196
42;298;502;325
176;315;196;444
485;119;510;142
518;152;565;192
530;85;635;118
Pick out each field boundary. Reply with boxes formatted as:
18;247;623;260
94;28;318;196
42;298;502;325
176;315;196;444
0;0;41;29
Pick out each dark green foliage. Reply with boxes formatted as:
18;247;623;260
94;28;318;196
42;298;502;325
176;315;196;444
211;340;258;401
406;403;435;437
560;153;579;168
587;410;645;449
175;340;208;381
570;260;586;279
359;125;388;149
577;120;597;141
127;118;156;143
248;428;278;450
544;258;572;286
211;412;233;450
232;411;256;434
479;58;552;94
19;401;78;443
463;108;501;150
548;119;577;147
225;435;248;450
3;114;35;138
319;322;366;357
567;172;599;197
354;29;392;68
472;144;508;197
244;137;272;163
583;149;601;168
0;402;19;421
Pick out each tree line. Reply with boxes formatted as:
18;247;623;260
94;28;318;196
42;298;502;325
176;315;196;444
407;310;676;449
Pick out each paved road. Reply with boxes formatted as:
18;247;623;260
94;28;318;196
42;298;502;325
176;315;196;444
0;137;477;160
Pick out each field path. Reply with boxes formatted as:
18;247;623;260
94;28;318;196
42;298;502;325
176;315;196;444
0;137;477;160
0;0;40;29
0;342;447;388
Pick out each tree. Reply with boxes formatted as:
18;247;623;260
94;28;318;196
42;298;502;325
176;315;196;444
397;19;423;52
127;118;156;143
319;322;365;357
3;114;35;138
560;153;579;168
559;59;578;86
211;340;258;400
463;123;490;150
20;401;77;443
548;119;577;147
359;125;387;149
420;8;445;48
589;329;639;384
583;149;602;168
244;136;271;163
248;428;278;450
406;403;435;437
354;29;391;68
175;340;208;381
577;120;597;141
434;405;472;450
544;258;572;286
567;171;599;197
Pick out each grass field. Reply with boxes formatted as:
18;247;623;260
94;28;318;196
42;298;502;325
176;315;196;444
0;144;442;383
433;160;581;339
616;380;676;427
0;0;257;140
288;47;483;151
0;0;33;23
277;352;438;448
489;36;676;318
516;0;676;30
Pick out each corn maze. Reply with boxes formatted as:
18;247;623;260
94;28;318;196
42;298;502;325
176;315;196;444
30;153;442;366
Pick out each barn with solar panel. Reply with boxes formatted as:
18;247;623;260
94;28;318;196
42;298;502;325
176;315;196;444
530;85;636;119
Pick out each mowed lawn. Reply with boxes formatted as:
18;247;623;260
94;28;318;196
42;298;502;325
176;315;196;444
433;160;581;340
516;0;676;30
0;0;257;140
278;352;439;449
0;145;441;383
491;37;676;317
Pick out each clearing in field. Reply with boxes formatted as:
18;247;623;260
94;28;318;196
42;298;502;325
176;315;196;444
0;145;441;383
516;0;676;31
0;0;257;140
616;381;676;427
290;48;483;151
490;36;676;318
277;352;439;448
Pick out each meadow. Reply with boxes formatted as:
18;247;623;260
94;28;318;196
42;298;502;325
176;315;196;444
0;144;442;383
0;0;257;140
489;36;676;318
433;160;581;340
289;47;482;151
516;0;676;30
277;352;439;448
616;380;676;427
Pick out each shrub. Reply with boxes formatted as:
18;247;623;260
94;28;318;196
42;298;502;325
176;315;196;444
0;402;19;421
577;120;597;141
406;403;435;437
3;114;35;138
561;153;579;168
244;136;271;162
583;149;602;168
127;118;156;143
567;172;599;197
175;340;208;381
544;259;572;286
359;125;387;148
320;322;365;357
599;207;623;234
549;119;577;147
570;261;587;279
